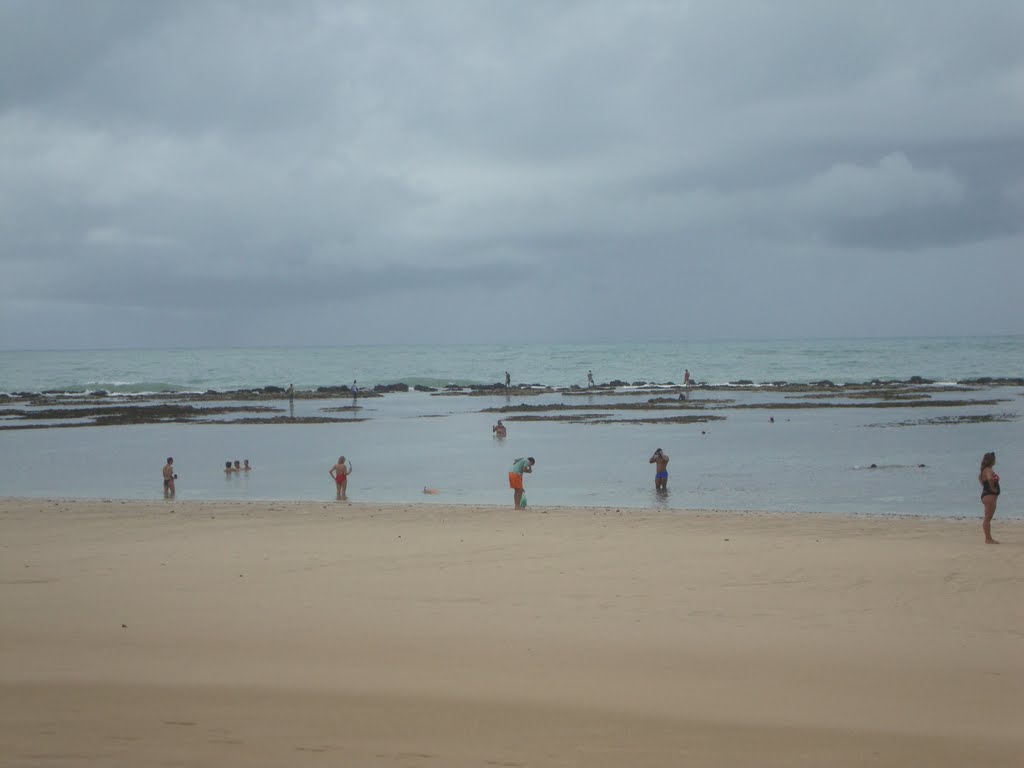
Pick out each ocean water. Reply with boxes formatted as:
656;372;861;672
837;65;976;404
2;336;1022;394
0;337;1021;518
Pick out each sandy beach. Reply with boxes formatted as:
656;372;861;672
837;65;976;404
1;498;1021;767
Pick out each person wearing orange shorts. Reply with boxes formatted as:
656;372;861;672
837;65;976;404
508;456;534;509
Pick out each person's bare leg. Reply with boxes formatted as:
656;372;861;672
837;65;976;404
336;482;342;501
514;488;523;509
983;497;998;543
340;479;348;501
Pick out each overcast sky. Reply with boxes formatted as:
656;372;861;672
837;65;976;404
1;1;1022;349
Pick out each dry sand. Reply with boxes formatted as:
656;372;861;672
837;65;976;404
1;498;1021;767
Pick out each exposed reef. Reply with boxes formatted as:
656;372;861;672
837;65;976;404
0;376;1017;429
503;413;725;425
866;413;1018;428
726;398;1004;410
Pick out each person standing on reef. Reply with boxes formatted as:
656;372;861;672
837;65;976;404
683;369;691;386
505;371;511;388
508;456;534;509
649;448;669;490
979;451;1001;544
162;457;176;499
587;370;594;388
330;455;353;501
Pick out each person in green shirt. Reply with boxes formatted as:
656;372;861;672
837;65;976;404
508;456;535;509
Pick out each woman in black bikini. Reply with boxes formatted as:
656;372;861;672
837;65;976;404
979;451;1000;544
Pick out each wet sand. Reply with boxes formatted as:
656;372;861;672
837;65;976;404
1;498;1021;767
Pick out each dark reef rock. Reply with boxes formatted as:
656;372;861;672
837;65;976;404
414;384;438;392
316;385;352;395
373;383;409;393
959;377;1024;386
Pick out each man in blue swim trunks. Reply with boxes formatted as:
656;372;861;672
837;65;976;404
649;448;669;490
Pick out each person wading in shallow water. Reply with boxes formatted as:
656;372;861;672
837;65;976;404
649;448;670;490
330;456;353;501
979;451;1001;544
508;456;534;509
162;457;176;499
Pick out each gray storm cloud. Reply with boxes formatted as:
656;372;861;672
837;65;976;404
1;0;1022;348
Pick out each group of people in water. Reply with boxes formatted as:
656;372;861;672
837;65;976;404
162;447;1004;544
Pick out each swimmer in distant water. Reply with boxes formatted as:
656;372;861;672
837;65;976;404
243;459;251;471
649;448;669;490
225;461;235;474
493;419;507;438
233;460;242;472
330;455;353;501
979;451;1000;544
423;487;440;495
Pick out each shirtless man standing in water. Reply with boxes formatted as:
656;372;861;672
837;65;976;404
649;448;669;490
163;457;176;499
